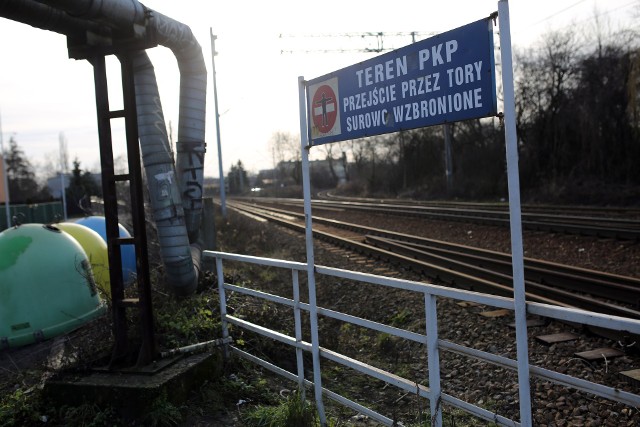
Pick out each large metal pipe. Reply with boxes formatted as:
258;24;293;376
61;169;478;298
1;0;206;295
37;0;207;242
152;9;207;243
35;0;146;33
132;51;198;295
0;0;106;36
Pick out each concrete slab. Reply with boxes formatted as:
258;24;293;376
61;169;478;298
44;351;223;419
535;332;579;345
508;319;546;328
619;369;640;387
479;309;511;318
574;347;624;361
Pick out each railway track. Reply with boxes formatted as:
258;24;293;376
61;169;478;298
250;196;640;240
228;200;640;323
319;191;640;218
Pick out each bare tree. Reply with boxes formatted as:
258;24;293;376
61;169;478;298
269;131;301;185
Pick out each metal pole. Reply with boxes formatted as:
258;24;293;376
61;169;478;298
216;257;230;359
0;111;10;228
443;123;453;193
210;29;227;217
425;292;442;427
59;133;68;221
292;270;306;398
498;2;532;425
298;76;326;425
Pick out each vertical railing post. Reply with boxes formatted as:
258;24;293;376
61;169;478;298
292;270;306;398
216;257;230;359
298;76;326;425
498;2;532;426
425;293;442;427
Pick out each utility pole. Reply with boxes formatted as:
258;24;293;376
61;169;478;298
59;132;68;220
210;29;227;217
443;123;453;193
0;111;10;229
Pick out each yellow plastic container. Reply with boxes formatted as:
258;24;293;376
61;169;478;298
57;222;111;296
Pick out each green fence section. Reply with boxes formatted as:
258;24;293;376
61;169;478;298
0;201;64;231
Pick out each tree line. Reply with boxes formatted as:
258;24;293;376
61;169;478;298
1;136;101;214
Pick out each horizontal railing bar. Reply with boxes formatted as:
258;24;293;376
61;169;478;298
212;251;640;335
317;265;640;334
315;265;515;309
313;305;428;344
439;339;518;370
441;393;520;427
530;365;640;408
322;388;395;426
527;302;640;334
224;283;428;344
439;339;640;407
230;345;299;382
204;250;307;270
230;346;395;426
225;315;311;351
224;283;295;308
320;348;431;399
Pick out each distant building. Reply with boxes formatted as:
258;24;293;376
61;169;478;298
46;172;101;198
309;159;347;184
46;173;72;199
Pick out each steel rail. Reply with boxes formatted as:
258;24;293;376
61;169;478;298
232;200;640;301
227;201;640;321
364;235;640;306
318;192;640;218
247;197;640;240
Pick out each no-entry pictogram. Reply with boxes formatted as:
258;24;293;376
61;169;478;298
312;84;338;133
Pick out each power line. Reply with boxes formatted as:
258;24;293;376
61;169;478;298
531;0;637;27
279;31;436;54
531;0;590;26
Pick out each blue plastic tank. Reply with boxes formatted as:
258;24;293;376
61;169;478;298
75;216;137;286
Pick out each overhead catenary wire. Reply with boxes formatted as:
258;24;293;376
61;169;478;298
279;31;437;54
531;0;637;27
531;0;590;26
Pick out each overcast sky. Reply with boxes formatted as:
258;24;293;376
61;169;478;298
0;0;637;179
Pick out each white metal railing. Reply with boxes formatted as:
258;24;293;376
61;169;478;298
205;250;640;427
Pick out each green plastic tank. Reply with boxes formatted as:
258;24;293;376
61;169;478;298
0;224;106;349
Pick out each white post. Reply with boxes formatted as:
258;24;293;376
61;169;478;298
425;293;442;427
0;112;10;229
210;29;227;218
498;1;532;425
216;257;230;359
292;270;306;398
298;76;326;425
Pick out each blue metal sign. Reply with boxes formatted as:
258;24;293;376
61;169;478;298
306;17;497;146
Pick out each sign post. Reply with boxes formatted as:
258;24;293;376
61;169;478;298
498;1;532;425
298;76;327;425
298;5;531;424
